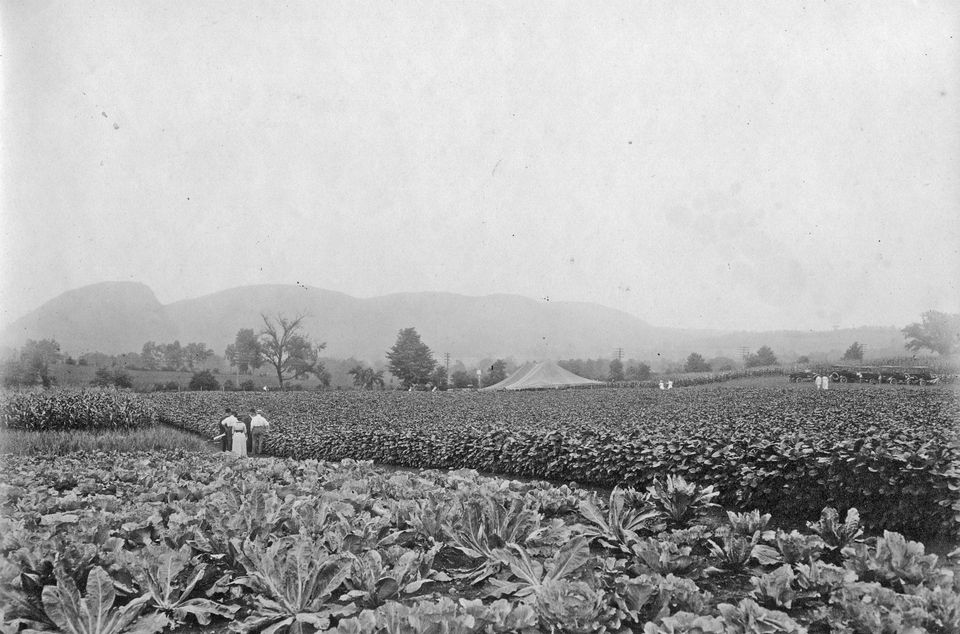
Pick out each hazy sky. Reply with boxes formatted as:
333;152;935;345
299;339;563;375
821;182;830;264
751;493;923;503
2;1;958;332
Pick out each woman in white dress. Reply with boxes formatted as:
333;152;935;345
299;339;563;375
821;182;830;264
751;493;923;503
230;418;248;457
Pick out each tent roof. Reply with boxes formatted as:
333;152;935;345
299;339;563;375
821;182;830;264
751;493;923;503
480;360;602;391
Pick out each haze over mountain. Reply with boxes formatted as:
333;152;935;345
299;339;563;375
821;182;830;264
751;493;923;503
1;282;908;364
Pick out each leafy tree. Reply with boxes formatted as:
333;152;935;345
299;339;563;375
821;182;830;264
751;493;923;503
796;355;811;364
608;358;625;382
902;310;960;356
225;328;263;374
386;327;437;388
450;369;477;388
24;338;62;365
314;366;332;389
188;370;220;391
141;342;163;370
91;367;132;388
842;341;864;361
430;366;448;390
482;359;508;387
112;371;133;389
259;314;326;390
557;358;608;380
348;364;386;390
708;356;737;371
2;339;63;387
90;367;114;387
625;361;652;381
163;341;184;371
745;345;778;367
183;342;213;370
684;352;711;373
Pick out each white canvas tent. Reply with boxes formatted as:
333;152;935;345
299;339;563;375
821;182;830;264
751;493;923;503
480;360;602;391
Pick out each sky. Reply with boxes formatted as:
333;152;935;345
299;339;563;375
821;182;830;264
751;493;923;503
1;0;958;332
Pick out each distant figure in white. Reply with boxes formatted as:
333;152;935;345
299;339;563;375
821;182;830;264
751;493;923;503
230;417;248;457
659;380;665;390
815;375;822;390
667;380;674;389
822;374;830;390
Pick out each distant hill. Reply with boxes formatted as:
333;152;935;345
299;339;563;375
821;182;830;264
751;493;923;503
1;282;908;363
1;282;178;355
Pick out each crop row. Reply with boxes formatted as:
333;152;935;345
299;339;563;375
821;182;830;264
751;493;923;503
0;389;159;431
146;387;960;541
2;451;958;633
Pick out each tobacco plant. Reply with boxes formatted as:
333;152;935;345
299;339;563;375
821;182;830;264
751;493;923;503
807;507;863;552
120;543;238;626
40;565;168;634
793;559;855;601
486;535;593;600
829;582;930;634
534;578;614;634
443;495;551;583
578;487;660;553
715;598;805;634
726;510;772;538
705;530;763;572
642;612;727;634
628;538;700;578
749;564;797;609
341;547;439;609
841;531;944;590
771;530;826;565
228;535;355;633
332;597;539;634
647;475;719;529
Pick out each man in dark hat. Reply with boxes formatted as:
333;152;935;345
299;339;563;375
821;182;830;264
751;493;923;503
219;407;237;452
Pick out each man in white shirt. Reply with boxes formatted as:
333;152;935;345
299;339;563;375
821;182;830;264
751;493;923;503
219;408;238;452
249;408;271;456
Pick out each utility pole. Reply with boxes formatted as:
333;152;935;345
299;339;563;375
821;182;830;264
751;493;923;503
444;352;450;377
737;346;750;362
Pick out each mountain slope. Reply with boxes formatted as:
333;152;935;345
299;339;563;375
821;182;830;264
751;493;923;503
1;282;908;362
163;286;658;362
1;282;178;354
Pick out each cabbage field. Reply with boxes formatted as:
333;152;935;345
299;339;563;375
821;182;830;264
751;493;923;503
2;451;959;633
2;385;959;633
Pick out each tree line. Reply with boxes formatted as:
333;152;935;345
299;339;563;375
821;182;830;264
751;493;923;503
3;310;958;389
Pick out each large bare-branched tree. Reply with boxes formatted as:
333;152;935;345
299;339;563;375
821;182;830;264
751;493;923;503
259;314;326;390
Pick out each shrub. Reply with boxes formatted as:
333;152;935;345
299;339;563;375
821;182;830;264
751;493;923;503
188;371;219;391
112;372;133;389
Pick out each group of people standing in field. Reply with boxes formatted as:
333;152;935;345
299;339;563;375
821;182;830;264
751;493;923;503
218;407;271;457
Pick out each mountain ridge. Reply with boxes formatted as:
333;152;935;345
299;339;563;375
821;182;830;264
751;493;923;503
1;281;908;363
